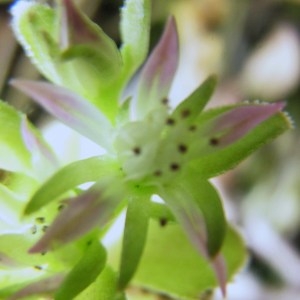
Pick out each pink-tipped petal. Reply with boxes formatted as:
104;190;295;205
133;16;179;118
11;80;113;150
60;0;105;48
21;117;58;168
9;275;65;300
29;185;118;253
212;254;227;298
213;102;285;146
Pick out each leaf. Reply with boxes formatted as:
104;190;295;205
10;1;60;83
120;0;151;79
132;221;247;300
75;266;120;300
55;240;106;300
118;197;150;289
132;17;179;119
191;110;292;178
25;156;119;215
10;80;113;150
0;101;31;173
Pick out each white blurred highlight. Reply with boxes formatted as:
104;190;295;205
241;24;300;100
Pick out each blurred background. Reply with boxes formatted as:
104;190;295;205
1;0;300;299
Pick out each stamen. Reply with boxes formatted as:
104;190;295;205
132;147;141;155
154;170;163;177
181;109;191;118
178;144;188;153
161;98;169;105
166;118;175;125
189;125;197;131
170;163;180;171
209;138;219;146
160;218;168;227
35;217;45;224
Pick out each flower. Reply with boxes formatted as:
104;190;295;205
1;0;291;298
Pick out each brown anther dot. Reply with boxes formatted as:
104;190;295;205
35;217;45;224
178;144;188;153
210;138;219;146
170;163;180;171
160;218;168;227
34;265;42;270
154;170;162;177
189;125;197;131
166;118;175;125
133;147;141;155
42;225;48;232
161;98;169;105
181;109;191;118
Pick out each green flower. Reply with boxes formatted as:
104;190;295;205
0;0;291;299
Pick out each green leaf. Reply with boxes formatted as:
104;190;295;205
120;0;151;80
11;2;60;83
132;221;247;300
0;101;31;173
25;156;120;215
75;266;120;300
55;239;106;300
118;196;150;289
191;111;292;178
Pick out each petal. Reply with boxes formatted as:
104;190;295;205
24;156;119;215
21;117;59;179
10;80;113;150
29;180;124;253
211;102;285;146
9;275;65;300
132;16;179;119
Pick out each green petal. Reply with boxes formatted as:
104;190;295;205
118;196;150;289
120;0;151;80
55;239;106;300
191;110;292;178
24;156;120;215
75;266;120;300
171;75;217;122
0;101;31;173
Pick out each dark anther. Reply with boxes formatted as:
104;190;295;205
189;125;197;131
35;217;45;224
166;118;175;125
133;147;141;155
161;98;169;105
34;265;42;270
159;218;168;227
42;225;48;232
170;163;180;171
178;144;188;153
209;138;219;146
154;170;162;177
181;109;191;118
58;204;65;211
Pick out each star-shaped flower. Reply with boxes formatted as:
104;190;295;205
4;0;291;298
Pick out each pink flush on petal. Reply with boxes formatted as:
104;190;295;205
29;188;113;253
60;0;100;49
134;16;179;117
212;102;285;146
